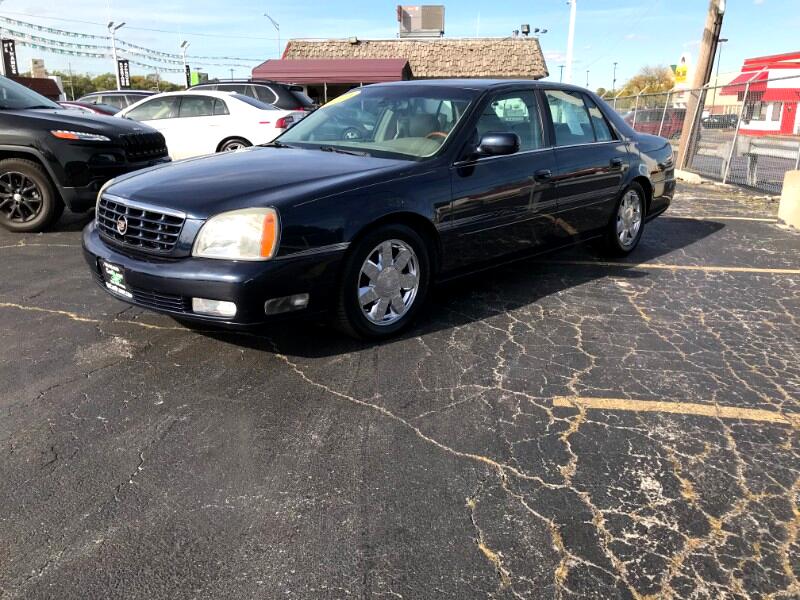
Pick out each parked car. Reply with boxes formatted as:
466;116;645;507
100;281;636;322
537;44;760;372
58;101;119;116
116;90;306;159
625;107;686;138
702;113;738;129
82;80;674;339
77;90;155;110
0;75;169;232
190;79;316;112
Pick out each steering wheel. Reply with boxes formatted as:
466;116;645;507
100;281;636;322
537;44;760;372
425;131;448;139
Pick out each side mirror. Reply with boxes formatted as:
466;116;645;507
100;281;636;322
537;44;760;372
475;132;520;157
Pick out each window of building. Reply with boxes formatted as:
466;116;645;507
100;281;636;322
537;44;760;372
770;102;783;122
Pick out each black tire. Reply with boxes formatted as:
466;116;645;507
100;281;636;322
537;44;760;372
602;182;646;256
0;158;63;233
218;138;251;152
334;224;431;340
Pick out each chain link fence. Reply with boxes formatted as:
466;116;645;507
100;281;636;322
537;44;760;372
604;74;800;195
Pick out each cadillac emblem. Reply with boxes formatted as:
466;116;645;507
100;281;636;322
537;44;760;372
116;216;128;235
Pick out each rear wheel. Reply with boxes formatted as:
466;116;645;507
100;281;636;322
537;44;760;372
0;158;63;232
218;138;251;152
602;183;645;256
334;224;430;339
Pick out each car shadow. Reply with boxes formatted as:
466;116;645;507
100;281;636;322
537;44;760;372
193;217;725;358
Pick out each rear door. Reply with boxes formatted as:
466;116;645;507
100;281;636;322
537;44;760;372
445;89;559;269
543;89;629;238
123;96;181;156
171;95;228;158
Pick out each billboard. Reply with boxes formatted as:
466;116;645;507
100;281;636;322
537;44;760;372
2;39;19;76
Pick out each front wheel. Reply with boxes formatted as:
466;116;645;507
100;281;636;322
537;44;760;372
334;224;430;339
0;158;63;232
602;183;645;256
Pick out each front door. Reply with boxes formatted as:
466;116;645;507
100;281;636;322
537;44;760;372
445;90;558;270
543;89;628;238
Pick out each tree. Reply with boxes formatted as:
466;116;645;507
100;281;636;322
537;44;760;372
619;65;674;96
595;87;609;98
49;70;183;99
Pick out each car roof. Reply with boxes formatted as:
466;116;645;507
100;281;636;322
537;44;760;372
137;90;244;99
365;78;595;94
82;90;154;96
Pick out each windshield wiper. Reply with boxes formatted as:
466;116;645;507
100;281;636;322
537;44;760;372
318;145;369;157
261;140;294;148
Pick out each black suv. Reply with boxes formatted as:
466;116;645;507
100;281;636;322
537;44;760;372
0;76;169;232
190;79;316;111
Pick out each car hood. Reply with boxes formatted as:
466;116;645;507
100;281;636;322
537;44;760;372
14;108;155;136
105;146;414;219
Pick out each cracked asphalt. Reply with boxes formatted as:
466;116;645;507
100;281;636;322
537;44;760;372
1;182;798;599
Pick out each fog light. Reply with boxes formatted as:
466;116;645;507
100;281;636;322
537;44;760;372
192;298;237;318
264;293;310;315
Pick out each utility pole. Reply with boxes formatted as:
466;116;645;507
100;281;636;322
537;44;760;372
677;0;726;168
585;69;589;88
229;68;234;79
564;0;577;84
67;62;75;100
108;21;126;91
559;65;564;83
180;40;190;89
612;62;618;94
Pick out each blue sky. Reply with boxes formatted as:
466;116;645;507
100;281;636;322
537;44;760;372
0;0;797;86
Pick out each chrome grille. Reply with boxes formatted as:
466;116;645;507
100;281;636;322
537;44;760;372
97;196;185;253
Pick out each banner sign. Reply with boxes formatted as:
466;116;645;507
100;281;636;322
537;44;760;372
117;59;131;89
2;39;19;76
185;64;191;88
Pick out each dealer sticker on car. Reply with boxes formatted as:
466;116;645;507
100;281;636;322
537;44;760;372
100;261;133;299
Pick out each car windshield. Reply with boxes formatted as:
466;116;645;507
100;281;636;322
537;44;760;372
277;85;477;159
0;76;61;110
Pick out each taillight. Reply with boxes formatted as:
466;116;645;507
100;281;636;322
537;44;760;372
275;116;294;129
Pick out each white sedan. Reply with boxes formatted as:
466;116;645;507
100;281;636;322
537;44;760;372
117;90;306;160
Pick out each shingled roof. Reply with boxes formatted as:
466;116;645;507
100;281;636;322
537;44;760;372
282;38;548;80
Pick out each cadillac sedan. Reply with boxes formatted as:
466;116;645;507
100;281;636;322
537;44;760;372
82;80;674;339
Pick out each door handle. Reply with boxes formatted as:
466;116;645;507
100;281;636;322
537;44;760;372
610;158;624;168
534;169;552;181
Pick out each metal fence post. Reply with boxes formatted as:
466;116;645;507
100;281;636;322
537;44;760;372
632;92;641;128
723;81;749;184
658;89;673;138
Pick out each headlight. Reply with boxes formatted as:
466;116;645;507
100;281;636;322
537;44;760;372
51;130;111;142
193;207;279;261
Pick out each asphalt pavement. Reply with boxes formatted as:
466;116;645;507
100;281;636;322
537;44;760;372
1;182;798;599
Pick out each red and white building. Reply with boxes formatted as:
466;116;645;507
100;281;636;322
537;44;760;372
722;51;800;136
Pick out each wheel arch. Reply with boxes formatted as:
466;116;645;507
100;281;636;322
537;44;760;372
347;211;443;277
630;175;653;214
0;147;64;204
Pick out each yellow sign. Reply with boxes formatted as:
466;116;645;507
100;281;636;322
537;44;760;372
321;89;361;109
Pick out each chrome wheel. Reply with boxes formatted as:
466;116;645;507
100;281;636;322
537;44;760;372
0;171;43;223
616;189;643;248
358;239;419;326
221;140;247;152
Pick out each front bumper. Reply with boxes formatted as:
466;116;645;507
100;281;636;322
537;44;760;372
82;221;345;326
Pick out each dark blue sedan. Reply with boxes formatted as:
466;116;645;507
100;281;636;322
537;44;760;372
83;80;674;339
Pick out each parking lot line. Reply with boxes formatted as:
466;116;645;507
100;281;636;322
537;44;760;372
537;260;800;275
553;396;799;427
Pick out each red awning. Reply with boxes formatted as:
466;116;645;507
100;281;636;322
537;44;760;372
252;59;412;84
720;71;768;96
762;87;800;102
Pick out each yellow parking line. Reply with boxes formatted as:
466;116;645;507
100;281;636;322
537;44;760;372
537;260;800;275
553;396;799;427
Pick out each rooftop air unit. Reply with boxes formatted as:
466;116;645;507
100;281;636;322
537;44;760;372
397;5;445;38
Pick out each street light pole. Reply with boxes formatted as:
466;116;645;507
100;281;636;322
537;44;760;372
108;21;126;91
559;65;564;83
264;12;280;58
709;37;728;114
586;69;589;88
612;61;618;94
564;0;577;84
180;40;190;88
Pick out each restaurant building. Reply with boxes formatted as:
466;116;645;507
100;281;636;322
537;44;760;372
252;37;548;104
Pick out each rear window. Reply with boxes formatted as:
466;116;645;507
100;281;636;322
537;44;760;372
229;93;275;110
217;84;251;96
290;89;315;109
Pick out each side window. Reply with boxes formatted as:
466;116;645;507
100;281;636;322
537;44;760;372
102;95;127;110
178;95;215;118
475;90;543;152
545;90;595;146
217;84;249;95
126;97;179;121
255;85;279;105
213;98;229;116
584;96;614;141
